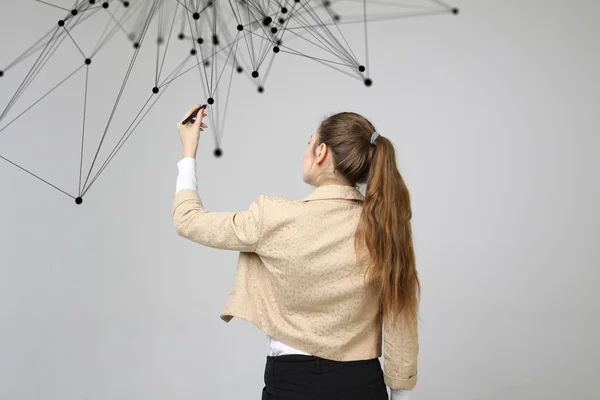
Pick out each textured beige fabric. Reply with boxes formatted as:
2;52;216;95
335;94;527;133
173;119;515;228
172;184;418;390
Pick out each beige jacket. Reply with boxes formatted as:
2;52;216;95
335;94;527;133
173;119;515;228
172;184;418;390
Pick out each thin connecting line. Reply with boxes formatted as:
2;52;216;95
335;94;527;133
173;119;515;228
0;26;63;122
175;0;194;14
427;0;455;12
244;0;257;69
253;14;277;69
157;0;181;81
244;28;356;69
157;39;238;88
255;10;294;71
87;1;148;61
35;0;71;12
1;0;458;202
0;154;75;199
316;0;361;66
81;95;154;197
227;0;241;23
289;1;357;67
294;0;357;65
217;33;241;145
79;65;90;197
0;67;85;137
185;4;211;97
363;0;369;76
155;0;164;87
285;9;451;30
81;0;161;194
101;7;133;52
82;47;195;195
212;32;243;96
81;52;189;197
279;49;361;81
1;26;58;72
1;2;101;74
61;25;88;60
211;0;217;93
343;0;432;9
208;90;218;147
252;6;336;68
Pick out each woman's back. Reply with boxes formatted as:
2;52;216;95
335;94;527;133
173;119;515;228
173;109;419;395
256;186;377;319
173;183;418;391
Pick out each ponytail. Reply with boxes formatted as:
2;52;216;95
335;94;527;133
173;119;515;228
353;135;421;329
316;111;420;329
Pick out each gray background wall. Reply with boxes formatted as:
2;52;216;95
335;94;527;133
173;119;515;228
0;0;598;399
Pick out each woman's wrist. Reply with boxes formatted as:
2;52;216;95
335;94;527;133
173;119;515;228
182;148;197;159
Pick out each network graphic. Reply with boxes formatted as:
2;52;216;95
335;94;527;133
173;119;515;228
0;0;458;204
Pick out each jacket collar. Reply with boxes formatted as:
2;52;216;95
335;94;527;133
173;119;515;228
302;184;365;202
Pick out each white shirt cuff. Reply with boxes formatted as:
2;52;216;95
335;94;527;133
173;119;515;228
390;389;411;400
176;157;197;193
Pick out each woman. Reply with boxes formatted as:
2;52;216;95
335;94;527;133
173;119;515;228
173;105;420;400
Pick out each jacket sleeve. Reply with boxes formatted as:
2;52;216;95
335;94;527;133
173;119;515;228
172;189;264;252
382;309;419;391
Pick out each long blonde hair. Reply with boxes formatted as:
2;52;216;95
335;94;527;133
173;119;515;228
317;112;420;328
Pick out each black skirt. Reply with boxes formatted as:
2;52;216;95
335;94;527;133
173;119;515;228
262;354;388;400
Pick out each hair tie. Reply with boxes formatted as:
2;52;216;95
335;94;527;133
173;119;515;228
370;131;380;146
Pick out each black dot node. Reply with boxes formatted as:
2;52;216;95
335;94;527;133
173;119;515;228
190;48;197;55
214;148;222;157
252;70;259;78
152;87;159;94
273;46;280;53
263;17;272;25
71;9;78;15
364;78;372;86
276;39;282;45
102;2;109;8
193;12;200;20
178;33;185;40
85;58;91;65
333;14;340;21
236;66;243;73
358;65;365;72
123;1;129;7
281;7;288;13
58;20;65;27
212;35;219;45
207;97;214;104
89;0;96;4
75;197;83;204
0;71;4;77
237;24;244;31
271;27;277;34
258;86;264;93
197;37;203;44
208;1;213;6
133;42;139;48
452;8;459;14
294;0;300;3
324;0;331;6
278;17;285;24
204;60;210;66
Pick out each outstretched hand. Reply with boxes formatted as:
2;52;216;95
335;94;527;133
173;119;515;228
177;104;208;158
